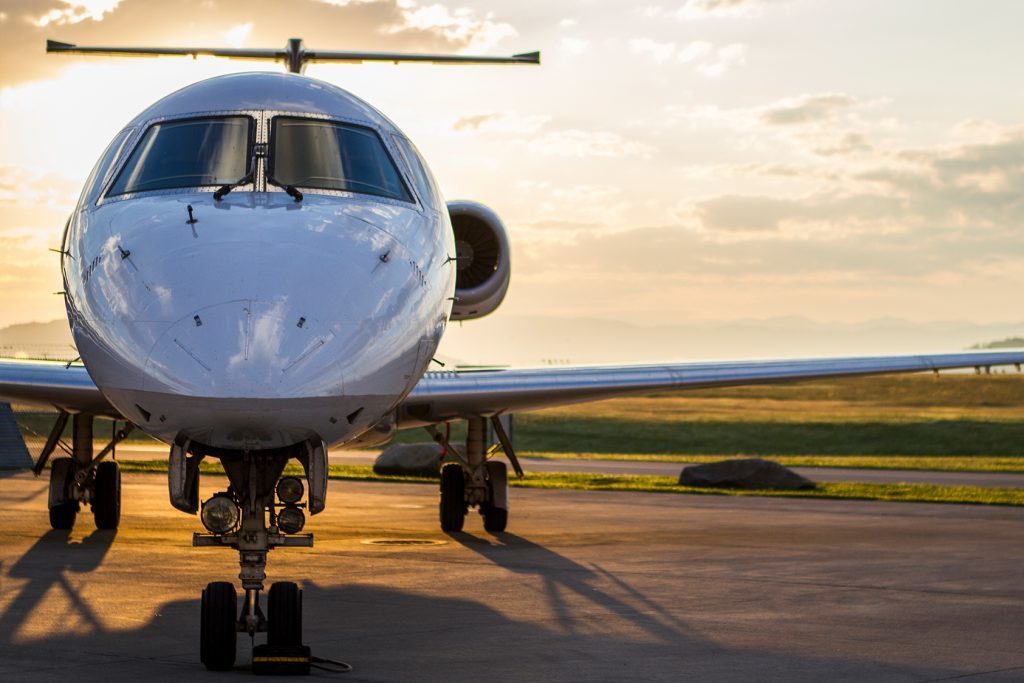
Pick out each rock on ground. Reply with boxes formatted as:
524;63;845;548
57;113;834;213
679;458;815;490
373;443;443;478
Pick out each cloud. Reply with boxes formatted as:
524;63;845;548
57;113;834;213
32;0;120;27
1;0;520;87
223;22;253;48
529;129;655;159
813;132;872;157
629;37;746;76
694;43;746;77
629;38;677;63
760;93;859;126
560;37;589;55
685;128;1024;239
452;111;550;134
642;0;789;20
386;1;516;52
0;166;80;211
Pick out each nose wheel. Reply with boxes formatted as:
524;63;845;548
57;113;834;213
267;581;303;647
199;580;304;672
200;582;238;671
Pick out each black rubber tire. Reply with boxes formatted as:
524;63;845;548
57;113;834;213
439;463;466;532
48;457;77;530
482;504;508;533
267;581;302;648
200;581;237;671
49;501;78;530
92;461;120;530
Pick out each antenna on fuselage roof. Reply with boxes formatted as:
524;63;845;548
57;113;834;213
46;37;540;74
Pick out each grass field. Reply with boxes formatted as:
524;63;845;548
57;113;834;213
14;374;1024;476
385;375;1024;464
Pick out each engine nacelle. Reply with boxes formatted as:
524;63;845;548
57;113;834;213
447;200;511;321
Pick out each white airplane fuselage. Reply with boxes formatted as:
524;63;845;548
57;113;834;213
63;73;455;451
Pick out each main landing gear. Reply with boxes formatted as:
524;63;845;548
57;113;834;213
174;438;327;672
429;416;523;533
33;412;134;531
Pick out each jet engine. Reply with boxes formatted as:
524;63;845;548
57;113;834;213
447;200;511;321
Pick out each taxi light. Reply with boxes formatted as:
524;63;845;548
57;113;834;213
201;494;240;535
276;476;304;504
277;506;305;534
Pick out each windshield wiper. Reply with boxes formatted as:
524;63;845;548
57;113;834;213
267;176;303;202
213;170;254;200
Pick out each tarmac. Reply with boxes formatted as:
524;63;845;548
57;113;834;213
1;471;1022;681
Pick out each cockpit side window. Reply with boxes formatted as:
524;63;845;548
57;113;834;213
392;135;444;211
79;127;133;207
269;117;412;202
107;116;252;197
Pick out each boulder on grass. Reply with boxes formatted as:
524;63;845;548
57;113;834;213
373;443;443;478
679;458;815;490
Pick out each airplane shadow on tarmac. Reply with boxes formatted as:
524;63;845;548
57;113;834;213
0;526;987;681
448;530;688;640
1;528;116;645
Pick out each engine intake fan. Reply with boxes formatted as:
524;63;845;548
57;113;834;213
447;200;511;321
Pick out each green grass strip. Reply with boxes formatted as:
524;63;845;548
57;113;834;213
113;460;1024;507
519;452;1024;473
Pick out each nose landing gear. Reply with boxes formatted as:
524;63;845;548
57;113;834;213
186;440;327;673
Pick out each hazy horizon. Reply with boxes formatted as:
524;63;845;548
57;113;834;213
5;314;1022;366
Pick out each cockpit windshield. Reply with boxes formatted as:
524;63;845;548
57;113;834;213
269;117;411;202
108;116;252;196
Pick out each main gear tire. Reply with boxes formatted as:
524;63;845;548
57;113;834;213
48;457;77;530
92;461;120;530
440;463;466;532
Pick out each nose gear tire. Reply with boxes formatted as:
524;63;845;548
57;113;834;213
267;581;303;647
200;581;238;671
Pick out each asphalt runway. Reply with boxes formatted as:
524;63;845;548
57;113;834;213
1;471;1022;681
107;444;1024;488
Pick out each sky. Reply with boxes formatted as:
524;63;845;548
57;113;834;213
2;0;1024;338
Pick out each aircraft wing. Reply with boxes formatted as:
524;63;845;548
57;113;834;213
0;359;114;416
399;350;1024;425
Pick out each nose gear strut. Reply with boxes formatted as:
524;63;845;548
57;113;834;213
190;440;327;672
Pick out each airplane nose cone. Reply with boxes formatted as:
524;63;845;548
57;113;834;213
144;300;340;398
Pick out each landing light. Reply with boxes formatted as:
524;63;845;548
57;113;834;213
276;476;304;504
277;506;305;534
201;494;240;535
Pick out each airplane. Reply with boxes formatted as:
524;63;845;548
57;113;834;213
1;37;1022;672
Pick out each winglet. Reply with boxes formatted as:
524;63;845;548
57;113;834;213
46;40;75;52
513;51;541;64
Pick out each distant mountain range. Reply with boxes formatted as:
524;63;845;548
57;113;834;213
0;320;75;360
2;317;1022;366
974;337;1024;350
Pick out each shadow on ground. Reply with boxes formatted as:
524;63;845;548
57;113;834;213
0;526;999;682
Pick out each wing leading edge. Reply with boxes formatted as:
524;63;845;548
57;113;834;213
398;351;1024;426
2;351;1021;428
0;359;113;415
